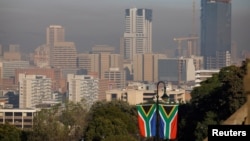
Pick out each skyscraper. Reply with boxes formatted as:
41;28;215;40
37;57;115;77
122;8;152;61
200;0;231;69
46;25;65;46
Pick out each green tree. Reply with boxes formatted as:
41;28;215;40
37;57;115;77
178;59;249;141
28;101;88;141
0;123;21;141
84;100;138;141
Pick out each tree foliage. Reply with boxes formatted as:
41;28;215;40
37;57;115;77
0;123;21;141
84;100;138;141
178;59;249;141
27;101;87;141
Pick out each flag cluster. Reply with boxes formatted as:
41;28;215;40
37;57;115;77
136;104;178;140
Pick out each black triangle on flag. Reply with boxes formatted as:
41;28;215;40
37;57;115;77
142;104;154;115
163;106;174;116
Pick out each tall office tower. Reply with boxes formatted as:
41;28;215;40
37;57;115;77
201;0;231;69
133;53;167;82
67;74;99;107
51;42;77;69
19;74;52;108
46;25;65;46
123;8;152;61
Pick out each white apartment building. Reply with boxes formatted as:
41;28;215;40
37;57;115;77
123;8;152;60
19;74;52;108
67;74;99;107
195;69;220;87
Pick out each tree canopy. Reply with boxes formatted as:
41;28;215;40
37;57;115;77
178;59;249;141
83;100;138;141
0;123;21;141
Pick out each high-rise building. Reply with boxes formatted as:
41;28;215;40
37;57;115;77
50;42;77;69
78;46;122;79
122;8;152;61
46;25;65;46
19;74;52;108
200;0;231;69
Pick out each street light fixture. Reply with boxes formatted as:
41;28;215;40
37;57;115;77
155;81;169;141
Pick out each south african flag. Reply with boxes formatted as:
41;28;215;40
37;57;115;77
136;104;178;139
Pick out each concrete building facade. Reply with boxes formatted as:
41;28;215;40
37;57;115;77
133;53;167;82
67;74;99;107
51;42;77;69
0;61;30;79
19;74;52;108
0;108;38;129
104;68;126;89
46;25;65;46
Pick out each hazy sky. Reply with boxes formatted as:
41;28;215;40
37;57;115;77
0;0;249;53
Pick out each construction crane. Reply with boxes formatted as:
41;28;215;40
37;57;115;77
173;0;199;57
173;36;199;57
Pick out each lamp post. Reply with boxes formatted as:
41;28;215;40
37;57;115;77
155;81;169;141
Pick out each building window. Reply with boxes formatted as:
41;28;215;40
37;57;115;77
111;94;117;100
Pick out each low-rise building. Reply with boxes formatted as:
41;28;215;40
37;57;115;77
106;82;187;105
0;108;39;129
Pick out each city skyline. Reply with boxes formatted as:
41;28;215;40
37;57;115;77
0;0;249;53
